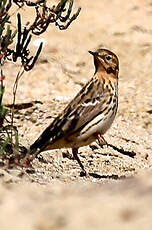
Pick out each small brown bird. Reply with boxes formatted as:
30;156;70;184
28;48;119;175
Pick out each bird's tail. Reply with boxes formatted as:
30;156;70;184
23;119;59;164
20;147;41;166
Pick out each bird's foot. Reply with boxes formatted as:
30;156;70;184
80;170;90;178
97;134;108;147
62;150;74;160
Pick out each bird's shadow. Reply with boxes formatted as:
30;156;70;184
80;171;126;180
84;143;136;179
108;144;136;158
91;143;136;158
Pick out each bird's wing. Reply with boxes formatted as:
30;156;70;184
30;76;110;152
61;78;109;135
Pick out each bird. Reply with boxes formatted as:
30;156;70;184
26;48;119;176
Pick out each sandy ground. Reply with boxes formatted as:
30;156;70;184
1;0;152;229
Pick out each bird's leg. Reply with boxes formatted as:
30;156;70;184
97;134;108;147
72;148;89;177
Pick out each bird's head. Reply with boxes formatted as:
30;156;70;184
89;49;119;77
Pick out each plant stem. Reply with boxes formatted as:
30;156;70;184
10;67;24;143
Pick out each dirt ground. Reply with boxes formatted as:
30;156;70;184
1;0;152;229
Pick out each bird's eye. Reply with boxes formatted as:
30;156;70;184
105;55;112;61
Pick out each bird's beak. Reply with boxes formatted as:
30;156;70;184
88;50;97;56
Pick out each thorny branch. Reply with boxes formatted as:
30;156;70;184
0;0;11;20
13;0;81;35
1;0;81;68
0;0;81;165
4;13;43;71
